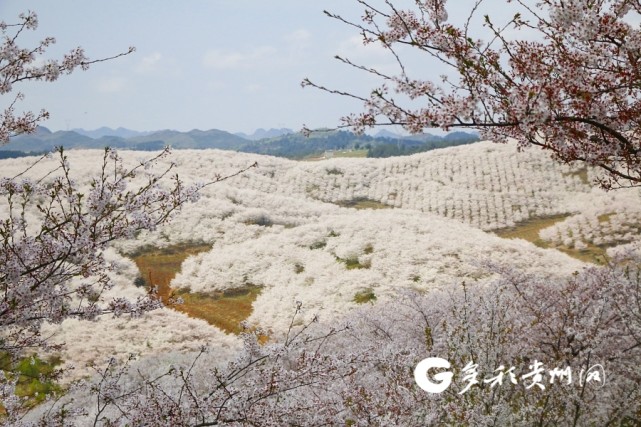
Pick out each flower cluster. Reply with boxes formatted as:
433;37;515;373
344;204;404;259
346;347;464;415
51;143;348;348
0;147;202;360
15;254;641;425
307;0;641;188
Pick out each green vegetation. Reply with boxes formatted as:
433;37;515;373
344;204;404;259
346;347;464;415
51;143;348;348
494;214;608;264
336;256;371;270
334;198;391;210
326;167;344;175
0;150;48;159
333;149;368;158
4;127;479;160
598;212;616;223
243;215;273;227
245;130;374;159
558;242;609;264
353;289;377;304
563;167;590;185
0;353;62;409
309;240;327;250
367;133;479;158
494;214;571;246
131;243;262;334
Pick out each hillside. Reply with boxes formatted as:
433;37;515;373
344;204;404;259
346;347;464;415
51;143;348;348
2;141;639;383
1;126;479;159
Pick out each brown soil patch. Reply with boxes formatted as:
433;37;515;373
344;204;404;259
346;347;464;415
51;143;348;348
131;244;261;334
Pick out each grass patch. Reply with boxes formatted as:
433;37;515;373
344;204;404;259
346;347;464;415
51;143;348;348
336;256;371;270
334;149;368;158
127;241;208;258
494;214;608;264
131;244;211;298
334;197;391;210
326;167;344;175
131;243;261;334
243;215;273;227
353;289;377;304
173;286;263;335
598;212;616;223
494;214;571;248
309;240;327;250
557;243;608;264
301;149;369;161
0;353;62;410
563;167;590;185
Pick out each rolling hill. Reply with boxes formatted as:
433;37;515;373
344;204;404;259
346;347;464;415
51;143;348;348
2;140;639;384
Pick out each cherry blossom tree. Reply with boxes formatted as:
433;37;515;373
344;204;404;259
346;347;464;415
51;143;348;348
0;11;175;358
0;11;134;143
304;0;641;189
11;254;639;425
0;11;253;364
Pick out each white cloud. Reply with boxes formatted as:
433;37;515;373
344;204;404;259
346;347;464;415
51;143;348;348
97;77;127;93
336;35;389;62
283;29;312;61
202;46;278;70
285;29;311;46
135;52;163;74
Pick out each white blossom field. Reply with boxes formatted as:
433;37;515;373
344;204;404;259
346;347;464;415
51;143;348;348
2;140;640;381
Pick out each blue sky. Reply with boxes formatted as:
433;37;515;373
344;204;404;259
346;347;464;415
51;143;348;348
0;1;399;133
1;1;524;134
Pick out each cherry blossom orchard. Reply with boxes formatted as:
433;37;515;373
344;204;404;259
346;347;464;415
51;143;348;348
1;145;638;425
304;0;641;189
1;3;641;426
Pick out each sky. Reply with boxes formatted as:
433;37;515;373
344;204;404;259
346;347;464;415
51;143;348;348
0;1;521;135
0;1;400;134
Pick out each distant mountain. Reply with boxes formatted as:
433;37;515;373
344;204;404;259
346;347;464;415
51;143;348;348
241;130;379;158
1;128;107;153
443;131;480;141
1;126;480;159
374;130;404;139
235;128;294;141
128;129;248;150
72;127;153;139
367;130;481;158
2;128;248;153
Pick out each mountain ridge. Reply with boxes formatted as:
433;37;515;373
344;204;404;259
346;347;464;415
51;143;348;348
1;126;480;159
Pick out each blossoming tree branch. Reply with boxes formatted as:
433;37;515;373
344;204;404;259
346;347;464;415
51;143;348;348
304;0;641;189
0;11;254;361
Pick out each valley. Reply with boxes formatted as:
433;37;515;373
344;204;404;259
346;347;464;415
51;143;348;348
1;140;639;422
